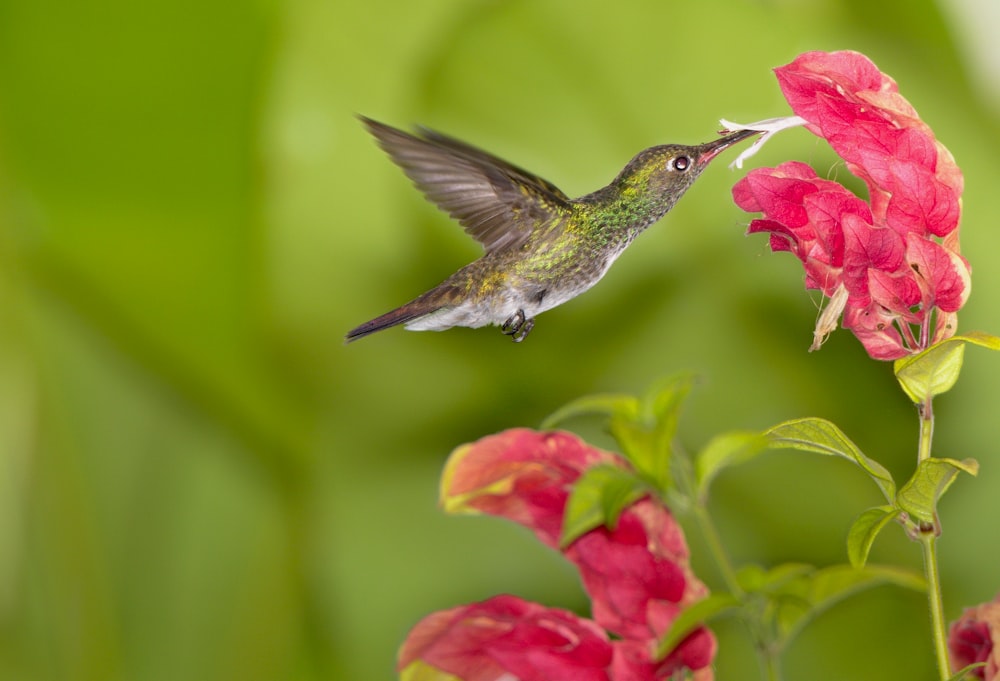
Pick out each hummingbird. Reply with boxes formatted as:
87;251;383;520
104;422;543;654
345;117;758;343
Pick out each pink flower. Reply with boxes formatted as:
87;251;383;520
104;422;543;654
441;429;621;547
732;50;970;360
401;429;716;680
398;595;614;681
568;499;707;642
612;633;716;681
949;594;1000;679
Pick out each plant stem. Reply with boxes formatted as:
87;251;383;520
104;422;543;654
917;395;934;462
692;503;784;681
679;446;781;680
916;394;950;679
674;442;744;598
693;504;743;598
757;646;783;681
921;533;951;681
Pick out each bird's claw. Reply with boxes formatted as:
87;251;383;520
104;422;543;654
501;309;534;343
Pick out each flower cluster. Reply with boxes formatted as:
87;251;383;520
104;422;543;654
398;429;715;681
949;593;1000;679
732;50;970;360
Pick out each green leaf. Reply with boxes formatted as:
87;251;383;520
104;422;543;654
764;418;896;503
733;563;924;648
893;332;1000;403
894;340;965;403
736;563;814;594
631;373;699;486
896;457;979;525
694;430;769;501
947;662;988;681
560;465;649;548
541;393;639;430
540;375;700;488
768;564;925;644
607;419;659;477
958;330;1000;350
655;592;742;659
641;372;699;430
846;506;900;568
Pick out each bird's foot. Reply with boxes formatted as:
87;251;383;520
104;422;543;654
501;309;534;343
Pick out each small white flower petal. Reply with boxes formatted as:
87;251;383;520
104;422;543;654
719;116;809;133
719;116;808;169
811;283;849;352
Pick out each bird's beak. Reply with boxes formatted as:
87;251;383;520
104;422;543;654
696;128;762;165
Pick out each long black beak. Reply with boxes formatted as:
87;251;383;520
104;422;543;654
696;128;762;165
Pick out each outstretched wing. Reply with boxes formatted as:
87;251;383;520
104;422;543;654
360;116;573;253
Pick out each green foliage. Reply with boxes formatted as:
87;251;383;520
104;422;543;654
544;372;697;490
541;392;641;430
764;418;896;503
947;663;988;681
694;430;769;502
896;458;979;528
847;506;901;568
655;592;742;659
763;419;978;563
547;375;699;548
657;562;924;662
731;562;924;646
550;380;929;674
750;563;925;645
757;386;984;681
894;332;1000;403
559;464;649;548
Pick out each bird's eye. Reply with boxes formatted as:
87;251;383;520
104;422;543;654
672;155;691;172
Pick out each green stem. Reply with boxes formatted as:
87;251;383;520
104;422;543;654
692;504;783;680
917;395;934;462
679;447;780;679
693;504;743;598
915;394;950;679
674;441;744;598
921;534;951;681
757;647;783;681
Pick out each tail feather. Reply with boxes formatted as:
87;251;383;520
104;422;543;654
344;299;446;343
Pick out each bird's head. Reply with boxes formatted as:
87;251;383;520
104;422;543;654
618;128;761;199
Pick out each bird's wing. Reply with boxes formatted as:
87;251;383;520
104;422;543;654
361;117;573;253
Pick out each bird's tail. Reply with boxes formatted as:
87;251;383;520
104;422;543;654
344;298;446;343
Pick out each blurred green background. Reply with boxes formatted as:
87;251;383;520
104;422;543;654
1;0;998;679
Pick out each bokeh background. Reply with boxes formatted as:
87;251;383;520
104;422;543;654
1;0;998;679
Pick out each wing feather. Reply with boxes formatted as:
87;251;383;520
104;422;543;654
360;117;572;253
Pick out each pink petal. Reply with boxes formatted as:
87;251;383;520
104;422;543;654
736;50;970;360
867;269;922;319
611;629;717;681
802;188;870;266
949;593;1000;680
842;302;910;360
775;50;890;136
566;499;706;642
733;170;815;228
440;428;713;672
841;213;904;302
904;234;972;313
398;595;615;681
884;159;961;237
441;429;624;546
774;50;964;240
